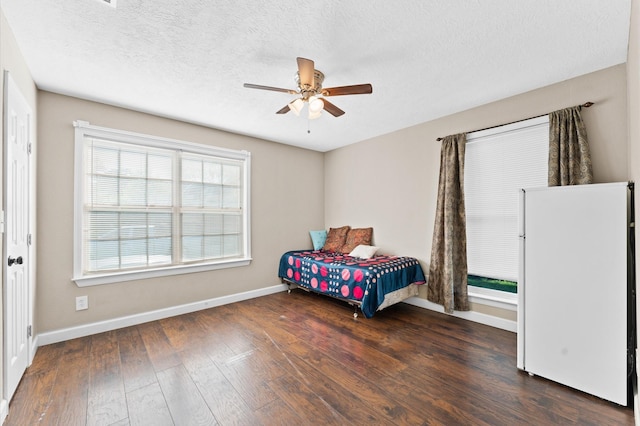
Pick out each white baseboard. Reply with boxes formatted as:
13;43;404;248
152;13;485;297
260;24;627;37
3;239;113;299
635;348;639;425
0;399;7;425
36;285;516;348
404;296;517;333
634;378;639;426
37;284;288;346
30;335;39;363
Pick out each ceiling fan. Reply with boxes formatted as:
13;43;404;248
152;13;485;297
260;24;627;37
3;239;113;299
243;57;373;119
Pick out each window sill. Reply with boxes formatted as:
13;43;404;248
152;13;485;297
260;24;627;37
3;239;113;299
73;258;252;287
468;286;517;311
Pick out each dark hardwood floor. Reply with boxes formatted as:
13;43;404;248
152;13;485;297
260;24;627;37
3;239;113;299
4;290;635;425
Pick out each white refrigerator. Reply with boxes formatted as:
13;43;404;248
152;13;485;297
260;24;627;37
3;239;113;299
517;182;633;406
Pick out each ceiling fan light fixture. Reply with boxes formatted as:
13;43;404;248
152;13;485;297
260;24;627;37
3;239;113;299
288;98;304;116
308;96;324;114
308;109;322;120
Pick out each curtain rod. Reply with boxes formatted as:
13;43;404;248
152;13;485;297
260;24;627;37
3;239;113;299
435;102;594;141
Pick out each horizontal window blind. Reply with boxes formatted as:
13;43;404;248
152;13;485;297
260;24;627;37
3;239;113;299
465;116;549;282
73;121;251;285
179;152;243;262
85;139;175;272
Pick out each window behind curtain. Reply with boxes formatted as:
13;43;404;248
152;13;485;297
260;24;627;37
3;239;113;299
73;121;251;286
464;116;549;292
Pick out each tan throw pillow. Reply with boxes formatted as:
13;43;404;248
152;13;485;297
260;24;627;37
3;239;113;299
322;226;350;252
341;227;373;253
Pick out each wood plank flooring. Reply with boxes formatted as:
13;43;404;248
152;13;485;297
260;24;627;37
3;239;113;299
4;290;635;425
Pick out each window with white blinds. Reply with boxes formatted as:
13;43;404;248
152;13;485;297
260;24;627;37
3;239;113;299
73;121;251;286
464;116;549;287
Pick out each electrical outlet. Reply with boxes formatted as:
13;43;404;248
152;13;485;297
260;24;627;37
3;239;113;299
76;295;89;311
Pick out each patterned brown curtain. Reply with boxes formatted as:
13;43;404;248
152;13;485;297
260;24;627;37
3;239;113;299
428;133;469;313
548;106;593;186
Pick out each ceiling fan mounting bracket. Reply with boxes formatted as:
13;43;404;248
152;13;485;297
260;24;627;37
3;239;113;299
295;69;325;98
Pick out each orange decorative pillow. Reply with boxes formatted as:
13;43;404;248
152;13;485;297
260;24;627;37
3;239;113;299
341;227;373;253
322;226;350;252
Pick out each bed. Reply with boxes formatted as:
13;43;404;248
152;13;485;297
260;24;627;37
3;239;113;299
278;249;426;318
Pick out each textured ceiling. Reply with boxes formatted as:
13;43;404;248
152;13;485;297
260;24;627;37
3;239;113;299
0;0;632;152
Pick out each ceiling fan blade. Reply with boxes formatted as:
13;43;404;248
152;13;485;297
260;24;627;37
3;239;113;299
322;99;345;117
276;105;290;114
244;83;297;94
297;57;315;88
322;84;373;97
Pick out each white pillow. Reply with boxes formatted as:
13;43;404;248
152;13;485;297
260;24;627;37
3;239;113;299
348;244;379;259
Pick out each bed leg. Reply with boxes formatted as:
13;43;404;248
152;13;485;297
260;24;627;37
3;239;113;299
353;307;358;319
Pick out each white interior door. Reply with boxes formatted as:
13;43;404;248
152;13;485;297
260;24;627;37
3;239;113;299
3;72;32;401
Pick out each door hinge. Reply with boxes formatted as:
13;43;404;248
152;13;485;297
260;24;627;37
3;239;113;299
28;143;32;154
27;234;32;245
27;325;32;338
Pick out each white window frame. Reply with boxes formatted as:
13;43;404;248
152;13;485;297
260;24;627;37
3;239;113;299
72;121;252;287
465;115;549;308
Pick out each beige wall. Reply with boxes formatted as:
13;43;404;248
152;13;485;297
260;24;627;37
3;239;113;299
325;64;628;321
36;91;324;332
630;3;640;198
1;7;38;406
629;0;639;200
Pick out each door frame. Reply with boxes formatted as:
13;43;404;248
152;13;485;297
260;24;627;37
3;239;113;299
2;70;35;404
